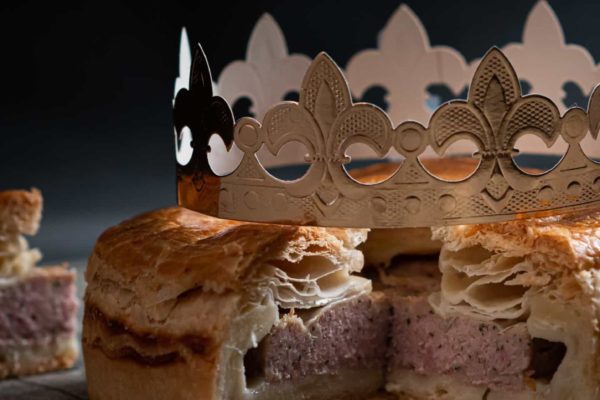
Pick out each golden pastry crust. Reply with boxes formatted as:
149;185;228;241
0;188;42;235
83;207;369;400
85;207;366;314
433;208;600;271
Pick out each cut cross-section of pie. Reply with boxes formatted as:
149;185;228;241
83;207;388;400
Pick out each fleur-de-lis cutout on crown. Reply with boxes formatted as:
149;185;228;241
174;28;219;101
216;14;313;168
173;44;235;214
231;53;395;215
431;48;562;156
174;28;191;99
502;1;600;112
217;13;311;120
203;0;600;159
176;36;600;228
346;5;469;125
428;48;575;211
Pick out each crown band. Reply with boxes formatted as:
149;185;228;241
173;45;600;228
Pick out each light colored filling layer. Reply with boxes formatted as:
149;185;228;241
432;245;548;320
254;256;371;309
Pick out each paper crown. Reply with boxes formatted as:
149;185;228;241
177;1;600;169
173;41;600;228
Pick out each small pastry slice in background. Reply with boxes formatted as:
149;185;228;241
0;189;79;379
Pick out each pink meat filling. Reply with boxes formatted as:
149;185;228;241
249;293;389;383
390;295;531;391
0;271;78;347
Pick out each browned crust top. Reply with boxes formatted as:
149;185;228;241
434;207;600;271
87;207;363;292
0;188;43;235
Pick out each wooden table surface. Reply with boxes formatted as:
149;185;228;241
0;260;89;400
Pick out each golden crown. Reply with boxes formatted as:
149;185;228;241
172;44;600;228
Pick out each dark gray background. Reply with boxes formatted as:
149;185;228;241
0;0;597;261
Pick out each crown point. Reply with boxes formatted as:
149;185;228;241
252;13;281;40
249;13;287;60
300;52;351;118
396;4;418;20
258;12;275;23
314;51;335;63
190;43;214;97
310;52;338;72
481;46;507;61
175;27;192;97
469;47;520;109
180;27;188;44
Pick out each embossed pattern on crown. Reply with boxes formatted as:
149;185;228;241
173;46;600;228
